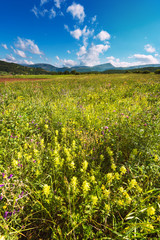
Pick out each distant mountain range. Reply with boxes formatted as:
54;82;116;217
0;60;160;75
25;62;115;73
26;62;160;73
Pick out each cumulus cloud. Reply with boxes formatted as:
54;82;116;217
15;37;43;55
67;3;85;23
96;30;111;41
1;44;8;50
131;54;159;64
77;46;87;57
69;26;94;46
144;44;156;53
67;50;71;54
70;28;82;40
56;56;77;67
77;43;110;66
106;54;159;67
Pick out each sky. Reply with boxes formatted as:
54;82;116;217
0;0;160;67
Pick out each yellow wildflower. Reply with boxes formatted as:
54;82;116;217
71;176;78;191
147;206;156;216
104;204;110;214
111;163;116;171
43;184;50;198
120;166;127;175
129;179;137;188
91;195;98;206
82;180;90;194
106;173;114;183
82;160;88;171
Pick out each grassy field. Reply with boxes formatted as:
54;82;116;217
0;74;160;239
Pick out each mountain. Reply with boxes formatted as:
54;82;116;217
0;60;54;75
1;60;160;75
27;63;57;72
27;63;115;73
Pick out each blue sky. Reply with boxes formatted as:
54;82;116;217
0;0;160;67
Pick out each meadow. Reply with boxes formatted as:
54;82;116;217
0;73;160;239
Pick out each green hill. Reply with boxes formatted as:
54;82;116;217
0;60;55;75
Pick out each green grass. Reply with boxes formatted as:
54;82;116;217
0;74;160;239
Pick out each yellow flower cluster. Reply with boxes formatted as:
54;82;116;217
82;180;90;194
43;184;50;198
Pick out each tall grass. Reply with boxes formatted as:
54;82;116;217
0;74;160;239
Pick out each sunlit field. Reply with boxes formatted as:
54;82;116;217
0;74;160;239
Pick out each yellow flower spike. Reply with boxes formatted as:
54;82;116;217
120;166;127;175
82;160;88;171
3;206;7;209
91;195;98;206
114;172;120;180
43;184;50;198
90;175;96;183
44;124;48;129
103;189;110;198
119;187;125;193
18;152;22;159
106;173;114;183
129;179;137;189
71;176;78;191
82;180;90;194
147;206;156;216
55;130;59;136
12;159;18;167
104;204;110;214
111;163;116;171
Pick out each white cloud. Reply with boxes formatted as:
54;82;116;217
54;0;65;9
56;56;60;60
24;60;34;65
78;43;110;66
32;6;52;18
144;44;155;53
64;24;69;32
70;28;82;40
106;54;159;67
96;30;111;41
49;8;56;19
40;0;48;6
131;54;159;64
56;56;77;67
106;57;133;68
31;6;39;18
91;15;97;24
6;54;16;62
1;44;8;50
67;50;71;54
13;49;26;58
67;3;85;23
15;37;43;55
77;46;87;57
69;26;94;46
155;53;159;57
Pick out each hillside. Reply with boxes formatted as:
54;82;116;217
0;60;54;75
